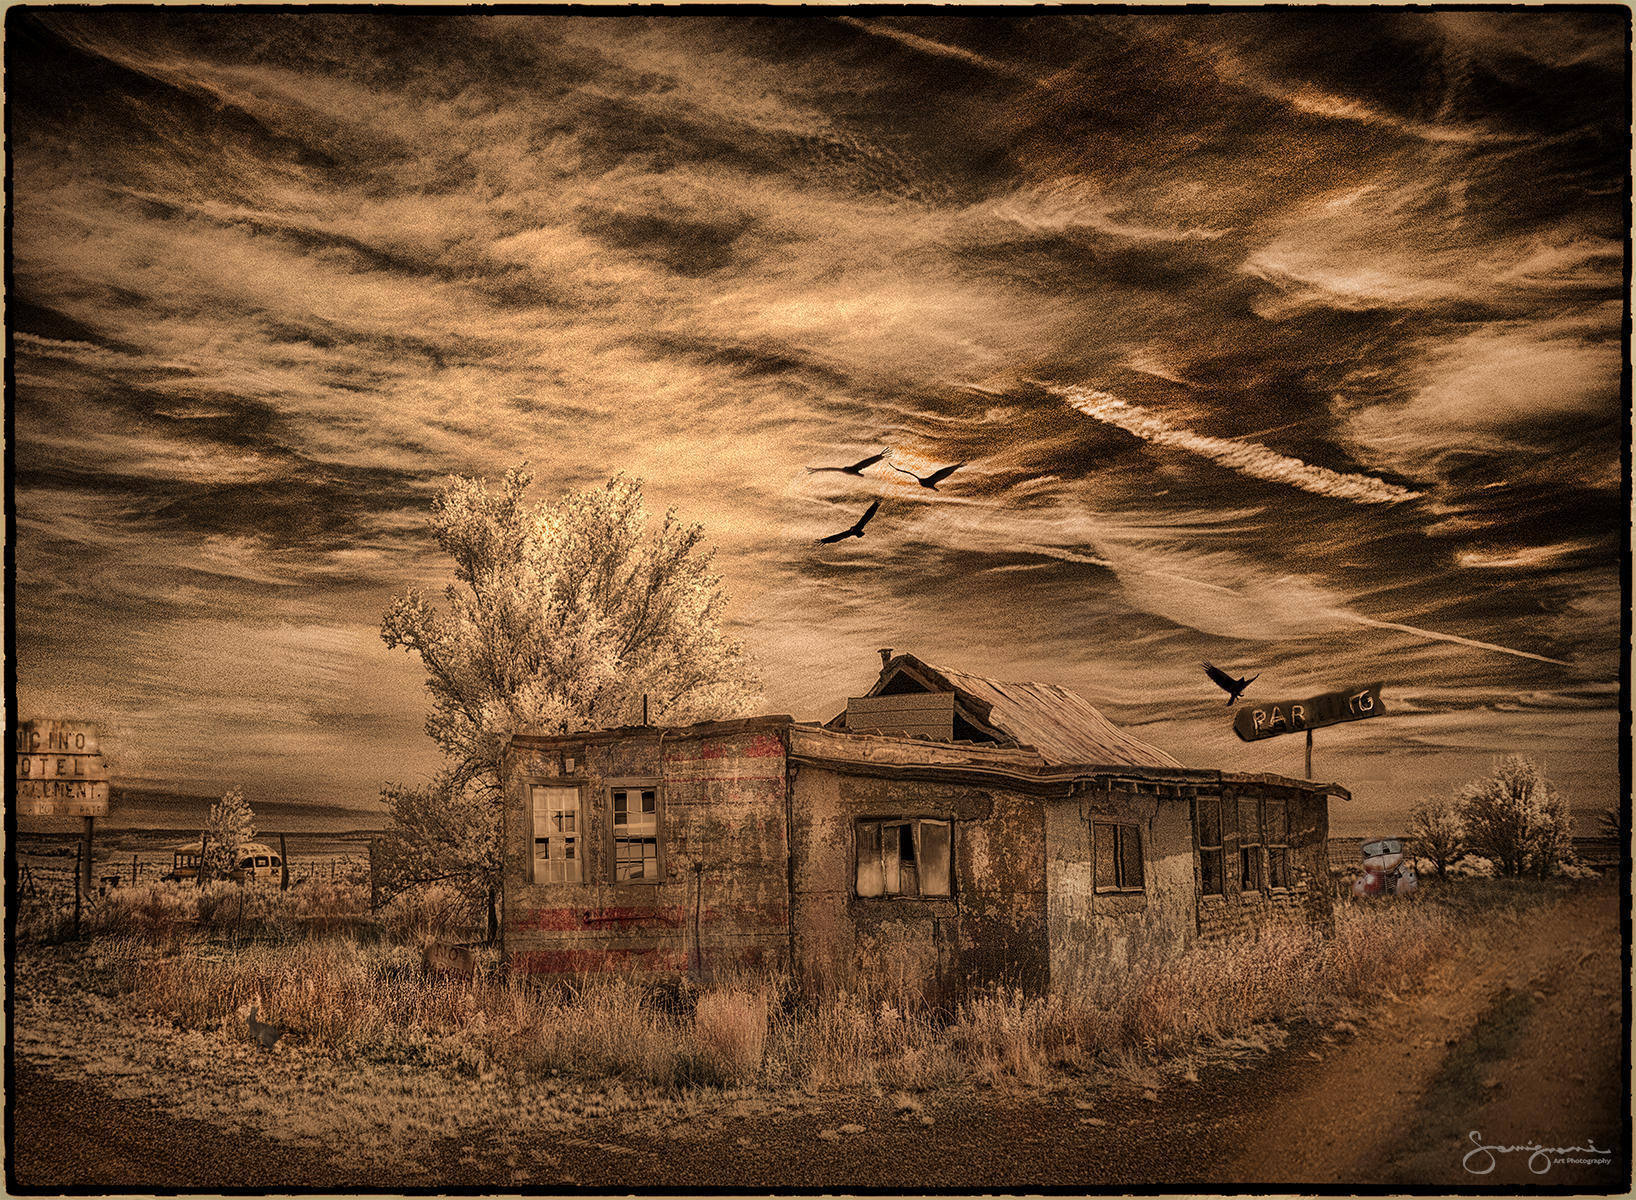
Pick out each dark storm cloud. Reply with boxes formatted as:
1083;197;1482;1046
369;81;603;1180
8;9;1625;820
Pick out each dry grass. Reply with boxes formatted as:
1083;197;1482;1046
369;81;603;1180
52;877;1495;1094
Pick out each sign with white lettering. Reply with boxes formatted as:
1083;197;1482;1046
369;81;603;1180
14;720;110;816
1233;682;1386;742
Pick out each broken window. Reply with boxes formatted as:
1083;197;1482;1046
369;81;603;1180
1093;821;1145;892
612;786;660;883
532;785;582;883
855;818;952;898
1239;796;1263;892
1195;796;1224;896
1265;798;1290;889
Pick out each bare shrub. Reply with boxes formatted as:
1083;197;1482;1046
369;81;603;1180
86;882;198;942
291;880;369;932
378;884;480;944
691;988;768;1084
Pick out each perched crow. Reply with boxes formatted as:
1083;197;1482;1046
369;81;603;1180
892;461;966;489
1202;661;1258;705
807;448;890;475
817;499;881;544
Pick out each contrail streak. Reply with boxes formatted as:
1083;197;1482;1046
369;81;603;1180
1343;615;1570;666
834;17;1041;84
1056;385;1421;505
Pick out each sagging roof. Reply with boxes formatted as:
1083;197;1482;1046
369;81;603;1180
843;653;1184;770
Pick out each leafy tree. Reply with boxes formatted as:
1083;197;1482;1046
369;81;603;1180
1455;756;1573;878
1407;794;1462;878
379;467;760;934
201;786;256;881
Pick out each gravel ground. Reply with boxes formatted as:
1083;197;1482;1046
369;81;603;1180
9;878;1628;1191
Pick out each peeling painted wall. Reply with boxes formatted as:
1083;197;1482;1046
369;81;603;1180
788;762;1048;1003
1045;789;1197;991
503;723;791;979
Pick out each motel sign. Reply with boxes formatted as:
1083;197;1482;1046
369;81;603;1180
1232;682;1387;743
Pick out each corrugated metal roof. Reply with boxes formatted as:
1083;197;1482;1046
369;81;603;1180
871;655;1184;770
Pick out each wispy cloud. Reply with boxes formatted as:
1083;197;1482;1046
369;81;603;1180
1055;386;1421;504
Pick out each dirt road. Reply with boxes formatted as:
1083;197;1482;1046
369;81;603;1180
9;879;1628;1191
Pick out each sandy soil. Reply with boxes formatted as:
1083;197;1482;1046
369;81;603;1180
8;877;1628;1191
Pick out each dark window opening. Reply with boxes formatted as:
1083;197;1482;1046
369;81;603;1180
1196;797;1224;896
856;818;952;897
1265;798;1290;890
1238;797;1262;892
1094;821;1145;892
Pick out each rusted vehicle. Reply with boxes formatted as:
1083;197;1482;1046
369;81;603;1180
164;840;284;884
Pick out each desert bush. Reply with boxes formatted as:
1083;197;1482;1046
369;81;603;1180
378;884;482;945
690;988;769;1084
1408;794;1463;877
98;879;1478;1094
292;879;370;931
1456;755;1573;877
86;882;198;942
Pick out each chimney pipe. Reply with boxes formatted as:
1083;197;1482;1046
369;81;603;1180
878;647;893;670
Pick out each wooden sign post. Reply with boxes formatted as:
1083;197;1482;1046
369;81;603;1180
1232;682;1388;779
15;720;112;898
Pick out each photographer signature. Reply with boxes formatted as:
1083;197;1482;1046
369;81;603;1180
1464;1130;1610;1175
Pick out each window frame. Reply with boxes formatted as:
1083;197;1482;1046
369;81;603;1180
531;782;585;885
1238;795;1263;893
1093;820;1146;894
606;777;664;886
1265;797;1291;891
1195;795;1225;897
854;817;954;899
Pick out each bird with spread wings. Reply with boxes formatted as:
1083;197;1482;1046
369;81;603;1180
816;499;881;544
1202;661;1259;706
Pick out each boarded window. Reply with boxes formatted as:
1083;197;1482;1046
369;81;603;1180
1265;797;1290;890
532;785;582;883
612;786;660;882
856;821;885;897
1195;797;1224;896
919;820;952;897
856;818;952;898
1094;822;1144;892
1239;797;1263;891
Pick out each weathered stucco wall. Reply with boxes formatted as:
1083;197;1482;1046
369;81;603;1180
1194;785;1334;941
789;762;1048;1003
1045;787;1196;991
503;723;791;979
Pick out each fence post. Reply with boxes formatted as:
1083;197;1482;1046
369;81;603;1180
132;854;139;886
279;833;290;891
198;833;211;887
73;841;83;939
369;838;379;911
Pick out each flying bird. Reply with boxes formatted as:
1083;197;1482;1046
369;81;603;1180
1202;662;1259;706
817;499;881;544
893;461;966;489
808;448;890;476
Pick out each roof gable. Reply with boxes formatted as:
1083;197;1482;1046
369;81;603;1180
864;654;1184;769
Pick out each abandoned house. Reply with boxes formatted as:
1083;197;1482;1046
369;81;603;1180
501;651;1345;998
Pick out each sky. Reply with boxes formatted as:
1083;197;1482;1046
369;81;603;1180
9;9;1628;834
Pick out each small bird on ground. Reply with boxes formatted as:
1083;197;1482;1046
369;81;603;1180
817;499;881;544
892;461;966;489
248;1003;282;1050
1202;661;1258;705
807;448;890;476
